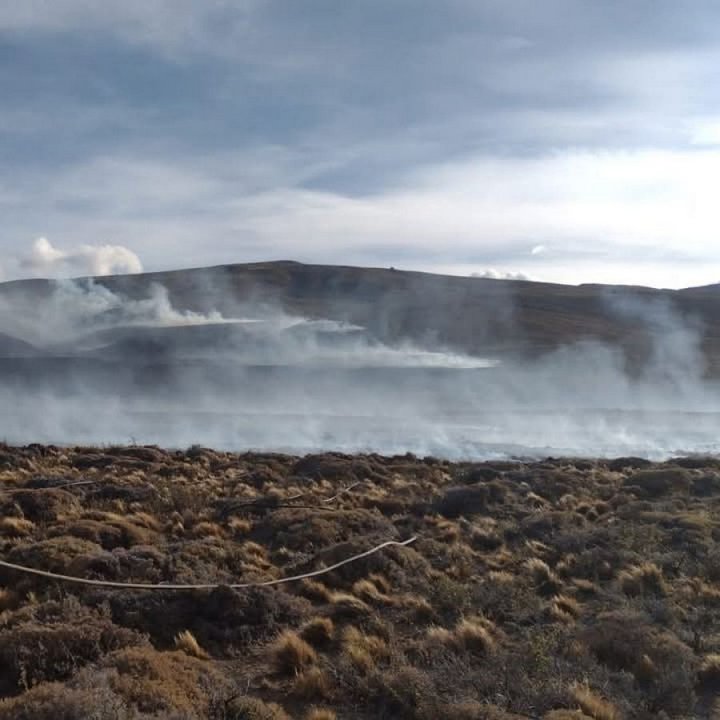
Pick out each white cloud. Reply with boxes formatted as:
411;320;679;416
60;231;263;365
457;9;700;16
4;145;720;288
21;237;143;278
29;237;65;267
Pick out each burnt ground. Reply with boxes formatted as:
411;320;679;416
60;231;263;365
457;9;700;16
0;444;720;718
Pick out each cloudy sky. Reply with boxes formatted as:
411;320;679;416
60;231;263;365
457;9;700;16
1;1;720;287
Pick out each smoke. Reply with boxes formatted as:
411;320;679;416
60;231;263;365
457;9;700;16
471;269;531;281
605;292;706;393
21;237;143;277
0;280;226;347
0;273;717;459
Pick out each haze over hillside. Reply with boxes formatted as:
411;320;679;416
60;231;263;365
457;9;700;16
0;261;718;458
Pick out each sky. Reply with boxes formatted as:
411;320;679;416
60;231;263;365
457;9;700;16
1;0;720;288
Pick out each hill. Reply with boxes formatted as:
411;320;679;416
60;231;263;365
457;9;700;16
1;261;719;374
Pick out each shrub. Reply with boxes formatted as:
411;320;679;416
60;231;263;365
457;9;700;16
0;598;145;693
585;611;696;714
625;467;691;496
436;486;489;518
7;536;102;575
11;488;80;522
0;683;109;720
101;646;225;716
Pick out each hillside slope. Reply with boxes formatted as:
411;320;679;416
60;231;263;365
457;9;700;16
1;261;717;374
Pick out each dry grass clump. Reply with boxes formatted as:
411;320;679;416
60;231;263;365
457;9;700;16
617;562;666;597
352;578;395;605
549;595;582;623
454;617;497;654
291;666;334;701
0;516;34;537
228;515;253;536
225;695;291;720
426;617;496;656
298;579;334;603
469;524;503;551
174;629;210;660
526;558;563;596
304;709;337;720
697;654;720;690
342;625;391;672
299;616;335;648
269;630;318;675
190;520;226;539
0;589;19;613
571;685;619;720
399;593;436;623
328;591;371;619
571;579;599;597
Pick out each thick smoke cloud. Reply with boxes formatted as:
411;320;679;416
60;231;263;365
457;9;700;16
21;237;143;278
0;277;717;459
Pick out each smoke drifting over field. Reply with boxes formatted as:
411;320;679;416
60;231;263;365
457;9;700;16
0;270;718;459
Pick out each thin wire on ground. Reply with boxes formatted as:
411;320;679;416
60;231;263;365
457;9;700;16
0;536;418;591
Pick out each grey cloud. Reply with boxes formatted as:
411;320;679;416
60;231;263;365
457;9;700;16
1;2;720;285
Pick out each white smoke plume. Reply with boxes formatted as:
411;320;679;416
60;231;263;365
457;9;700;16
0;274;717;459
471;269;531;281
21;237;143;277
0;280;225;346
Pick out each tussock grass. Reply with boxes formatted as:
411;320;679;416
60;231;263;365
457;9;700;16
269;630;317;675
174;630;209;660
304;709;337;720
0;445;719;718
300;617;335;648
617;562;666;597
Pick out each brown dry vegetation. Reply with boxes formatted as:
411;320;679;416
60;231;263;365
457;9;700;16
1;444;720;718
